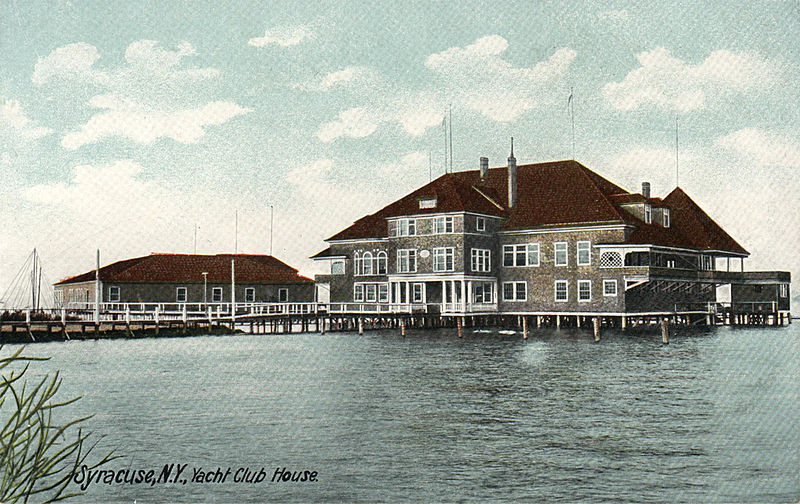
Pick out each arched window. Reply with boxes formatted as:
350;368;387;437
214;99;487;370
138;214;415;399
362;252;373;275
354;252;362;276
377;251;387;275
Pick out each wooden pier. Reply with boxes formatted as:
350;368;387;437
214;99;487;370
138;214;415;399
0;299;791;343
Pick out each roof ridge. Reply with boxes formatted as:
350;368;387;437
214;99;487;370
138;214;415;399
570;161;628;222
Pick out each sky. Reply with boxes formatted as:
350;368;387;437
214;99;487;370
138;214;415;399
1;0;799;303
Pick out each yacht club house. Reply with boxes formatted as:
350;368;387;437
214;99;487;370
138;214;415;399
312;150;791;327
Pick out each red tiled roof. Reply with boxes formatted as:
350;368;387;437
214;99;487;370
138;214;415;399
56;253;313;285
661;187;748;254
324;159;748;256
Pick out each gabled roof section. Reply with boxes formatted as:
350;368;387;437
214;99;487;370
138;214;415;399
323;160;749;256
497;160;628;229
661;187;748;255
327;160;629;240
55;253;313;285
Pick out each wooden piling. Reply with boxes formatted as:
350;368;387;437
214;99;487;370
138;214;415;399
661;318;669;345
522;316;528;339
457;317;463;338
593;317;601;343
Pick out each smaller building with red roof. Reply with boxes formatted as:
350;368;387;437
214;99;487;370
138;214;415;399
54;253;314;305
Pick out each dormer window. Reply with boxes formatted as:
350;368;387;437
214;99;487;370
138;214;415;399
663;208;670;228
644;205;652;224
419;197;437;209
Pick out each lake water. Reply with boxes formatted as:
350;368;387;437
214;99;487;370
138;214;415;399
9;324;799;503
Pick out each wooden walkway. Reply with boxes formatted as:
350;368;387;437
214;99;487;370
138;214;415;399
0;300;791;343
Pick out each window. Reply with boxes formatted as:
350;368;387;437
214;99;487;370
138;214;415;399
527;244;540;267
644;205;652;224
502;281;526;301
471;249;491;272
578;280;592;302
780;284;789;298
433;247;454;271
577;241;591;266
176;287;187;303
211;287;223;302
278;288;288;302
554;242;568;266
397;249;417;273
603;280;618;297
356;283;389;303
419;198;437;209
412;283;424;303
397;218;416;236
244;288;255;302
663;208;670;228
331;260;345;275
361;251;373;275
108;286;120;302
476;217;486;231
554;281;568;302
355;251;386;275
473;282;493;304
600;251;623;268
433;216;454;234
503;245;515;267
503;244;536;267
699;255;713;271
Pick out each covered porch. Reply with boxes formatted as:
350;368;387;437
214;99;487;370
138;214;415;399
387;274;499;315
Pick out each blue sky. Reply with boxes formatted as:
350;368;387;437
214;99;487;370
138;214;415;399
1;0;798;298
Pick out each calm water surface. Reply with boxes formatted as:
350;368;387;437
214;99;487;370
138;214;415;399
11;324;800;503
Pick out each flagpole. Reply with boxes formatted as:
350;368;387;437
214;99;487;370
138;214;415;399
675;116;679;187
443;110;448;174
569;87;575;160
448;105;453;172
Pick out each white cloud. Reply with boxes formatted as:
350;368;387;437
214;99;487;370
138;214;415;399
32;42;104;86
1;99;53;141
317;107;378;143
315;36;576;142
716;128;800;168
35;40;245;149
61;98;250;149
292;66;383;92
249;24;314;48
604;48;781;112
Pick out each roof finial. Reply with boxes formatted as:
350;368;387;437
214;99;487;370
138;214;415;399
510;136;514;159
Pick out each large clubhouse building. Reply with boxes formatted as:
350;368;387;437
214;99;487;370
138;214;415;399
312;152;790;318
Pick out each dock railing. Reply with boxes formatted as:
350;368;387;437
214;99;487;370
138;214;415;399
674;301;779;314
48;300;501;323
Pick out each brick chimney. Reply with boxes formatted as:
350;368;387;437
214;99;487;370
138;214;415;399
508;138;517;208
480;157;488;181
642;182;651;199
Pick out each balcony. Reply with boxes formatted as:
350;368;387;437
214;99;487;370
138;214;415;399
611;266;790;285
